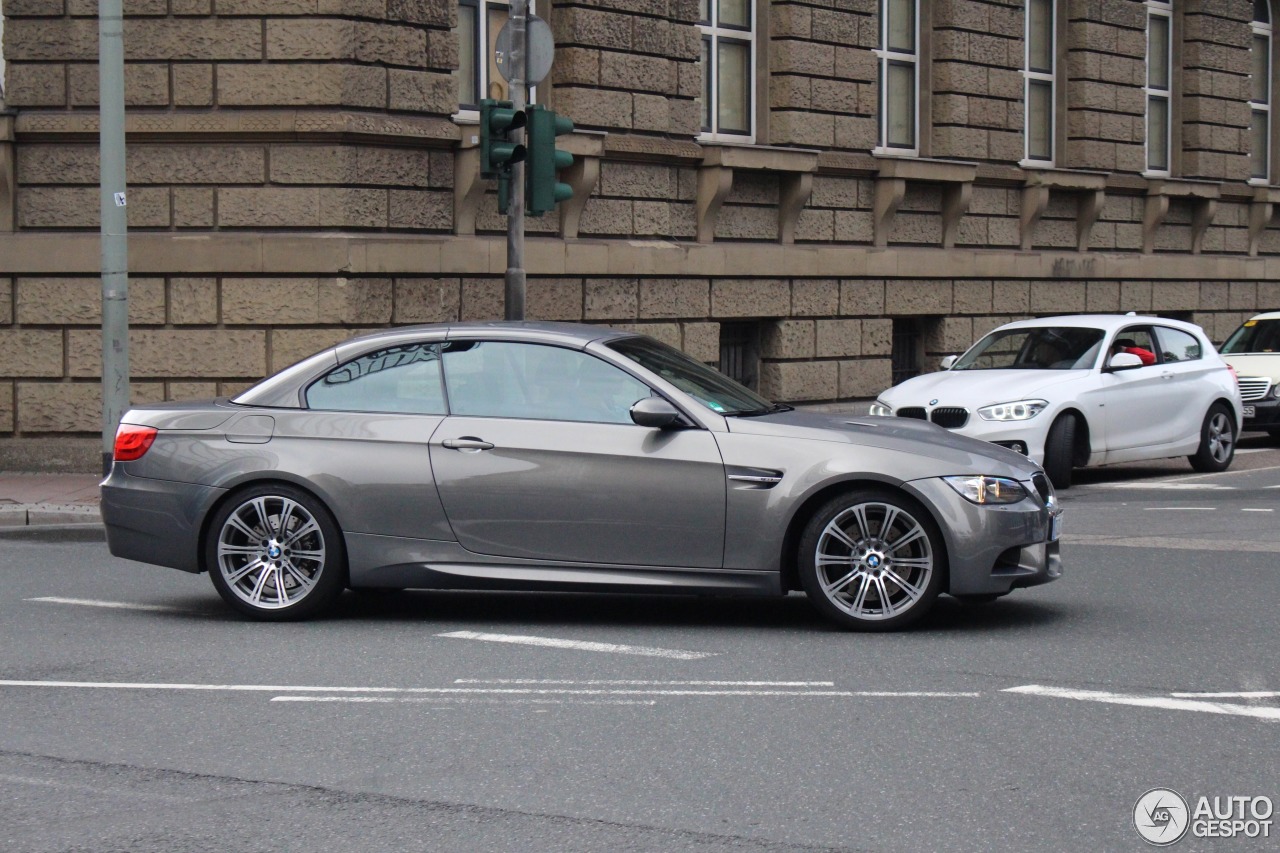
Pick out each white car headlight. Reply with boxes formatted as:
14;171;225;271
942;475;1029;505
868;401;894;417
977;399;1048;421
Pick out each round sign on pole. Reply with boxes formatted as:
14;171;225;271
494;14;555;86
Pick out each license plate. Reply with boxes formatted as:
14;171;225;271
1049;513;1062;542
1243;405;1255;418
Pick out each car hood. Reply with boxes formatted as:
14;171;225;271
878;369;1084;408
726;410;1040;479
1221;353;1280;379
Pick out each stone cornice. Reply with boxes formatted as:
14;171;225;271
14;110;460;146
1;232;1276;281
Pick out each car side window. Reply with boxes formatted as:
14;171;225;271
1154;326;1202;363
305;343;446;414
442;341;652;424
1112;327;1159;365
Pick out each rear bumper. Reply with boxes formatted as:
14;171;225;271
909;478;1063;597
101;466;224;574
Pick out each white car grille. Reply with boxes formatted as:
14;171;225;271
1238;377;1273;401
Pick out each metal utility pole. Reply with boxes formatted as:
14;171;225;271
99;0;130;474
504;0;528;321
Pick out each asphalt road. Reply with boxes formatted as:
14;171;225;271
2;435;1279;852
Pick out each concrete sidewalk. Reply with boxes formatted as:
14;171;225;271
0;473;103;526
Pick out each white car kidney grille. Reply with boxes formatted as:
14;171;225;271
1237;377;1272;401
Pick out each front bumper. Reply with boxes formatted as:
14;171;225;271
908;478;1063;597
886;411;1052;464
1241;398;1280;430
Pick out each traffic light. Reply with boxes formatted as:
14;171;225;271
479;98;526;180
524;105;574;216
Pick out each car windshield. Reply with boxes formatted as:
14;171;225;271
952;326;1106;371
1220;318;1280;354
606;336;785;416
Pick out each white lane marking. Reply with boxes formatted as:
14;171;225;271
454;679;836;686
1171;691;1280;699
436;630;715;660
272;697;658;706
1063;534;1280;553
1235;448;1270;455
1097;483;1235;490
1004;685;1280;721
1142;507;1217;511
1242;508;1275;512
0;679;978;699
0;773;196;803
26;597;181;613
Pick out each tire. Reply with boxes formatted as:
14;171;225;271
798;489;944;631
205;484;347;621
1043;414;1076;490
1188;403;1236;473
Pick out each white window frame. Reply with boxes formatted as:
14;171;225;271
874;0;921;157
1021;0;1056;167
1144;0;1173;177
455;0;537;122
1252;2;1273;185
698;1;757;143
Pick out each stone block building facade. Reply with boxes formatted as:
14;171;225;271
0;0;1279;469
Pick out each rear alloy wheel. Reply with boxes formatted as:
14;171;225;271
798;491;944;631
1188;403;1236;473
1042;414;1076;490
206;485;346;621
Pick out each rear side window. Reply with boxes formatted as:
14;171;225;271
306;343;446;415
1153;327;1202;362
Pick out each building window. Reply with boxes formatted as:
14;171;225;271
891;319;921;385
1024;0;1055;165
719;322;760;390
459;1;537;111
1253;0;1273;182
698;1;755;140
877;0;919;154
1145;1;1173;175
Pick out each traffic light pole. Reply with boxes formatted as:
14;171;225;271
505;0;529;321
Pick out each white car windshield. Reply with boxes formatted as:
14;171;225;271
953;327;1106;371
1221;318;1280;354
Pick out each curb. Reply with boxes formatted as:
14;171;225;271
0;504;102;527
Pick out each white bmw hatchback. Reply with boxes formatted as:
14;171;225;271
871;315;1243;488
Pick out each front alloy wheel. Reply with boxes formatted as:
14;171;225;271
798;490;944;631
206;485;346;620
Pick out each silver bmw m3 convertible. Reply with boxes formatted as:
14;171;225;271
102;322;1063;630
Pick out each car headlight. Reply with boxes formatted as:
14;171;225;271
942;475;1029;505
868;401;894;417
977;399;1048;421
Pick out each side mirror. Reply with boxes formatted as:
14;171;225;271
630;396;684;429
940;354;959;370
1106;352;1143;370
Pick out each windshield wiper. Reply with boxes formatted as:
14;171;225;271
728;403;794;418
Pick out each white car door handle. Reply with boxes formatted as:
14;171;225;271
442;437;494;451
1161;371;1175;380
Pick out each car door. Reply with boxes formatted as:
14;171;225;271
1151;324;1215;441
1101;325;1187;450
429;340;727;568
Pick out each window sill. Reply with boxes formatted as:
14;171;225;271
696;144;820;244
872;157;977;248
1019;168;1109;251
1143;178;1221;254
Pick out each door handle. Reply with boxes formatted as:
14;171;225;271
442;437;494;451
1161;372;1175;380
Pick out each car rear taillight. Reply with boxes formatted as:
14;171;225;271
113;424;157;461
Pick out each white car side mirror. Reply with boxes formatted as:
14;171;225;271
1106;352;1143;370
940;355;959;370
